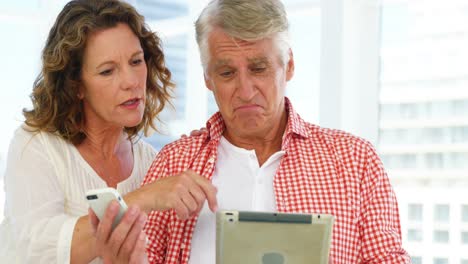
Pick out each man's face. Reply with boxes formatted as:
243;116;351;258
204;29;294;139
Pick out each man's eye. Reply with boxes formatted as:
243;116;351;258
220;71;234;77
99;69;113;76
251;67;266;73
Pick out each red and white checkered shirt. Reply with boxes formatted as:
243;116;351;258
142;98;410;264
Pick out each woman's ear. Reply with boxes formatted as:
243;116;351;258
77;85;84;99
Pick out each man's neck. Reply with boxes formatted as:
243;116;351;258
223;110;288;166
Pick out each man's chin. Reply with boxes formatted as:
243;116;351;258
232;119;266;134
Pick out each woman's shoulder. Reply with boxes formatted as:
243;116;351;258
10;124;69;153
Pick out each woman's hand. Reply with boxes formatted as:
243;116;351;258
89;202;148;264
151;170;218;220
131;169;218;220
180;127;207;138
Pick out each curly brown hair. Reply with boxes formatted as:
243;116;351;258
23;0;174;145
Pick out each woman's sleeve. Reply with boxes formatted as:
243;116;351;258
3;129;80;263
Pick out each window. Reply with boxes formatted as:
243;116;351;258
434;259;449;264
433;230;450;243
408;204;423;222
139;0;322;150
434;204;450;223
461;231;468;244
380;0;468;262
0;0;321;222
408;228;423;242
411;256;422;264
425;153;445;169
462;205;468;222
380;154;418;169
380;126;468;146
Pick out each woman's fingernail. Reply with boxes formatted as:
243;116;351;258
128;206;137;216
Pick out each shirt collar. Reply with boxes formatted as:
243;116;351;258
205;97;310;146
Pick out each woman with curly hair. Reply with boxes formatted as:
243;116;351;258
0;1;217;263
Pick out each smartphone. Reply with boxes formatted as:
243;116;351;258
86;187;128;230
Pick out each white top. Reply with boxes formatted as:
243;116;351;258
189;136;285;264
0;126;156;263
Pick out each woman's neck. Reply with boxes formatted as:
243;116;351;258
79;126;128;160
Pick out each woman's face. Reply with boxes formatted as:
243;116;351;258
80;23;147;130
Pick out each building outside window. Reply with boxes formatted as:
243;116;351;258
379;0;468;262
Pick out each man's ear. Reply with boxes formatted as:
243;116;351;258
286;48;295;81
204;74;214;91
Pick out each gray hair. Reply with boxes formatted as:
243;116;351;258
195;0;291;72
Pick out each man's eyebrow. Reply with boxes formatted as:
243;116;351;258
247;57;271;66
214;59;232;68
247;56;269;64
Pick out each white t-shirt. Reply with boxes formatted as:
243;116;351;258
0;126;156;263
189;136;285;264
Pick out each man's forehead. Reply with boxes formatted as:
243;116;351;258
213;56;270;67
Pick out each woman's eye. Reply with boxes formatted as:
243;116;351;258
132;59;143;65
99;69;113;76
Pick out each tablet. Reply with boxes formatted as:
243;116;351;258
216;210;334;264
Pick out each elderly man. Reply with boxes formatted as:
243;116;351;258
142;0;410;263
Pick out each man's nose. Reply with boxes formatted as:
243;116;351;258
236;71;256;101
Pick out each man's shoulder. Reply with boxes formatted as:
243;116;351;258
158;130;212;158
299;122;379;171
289;105;371;150
304;122;373;151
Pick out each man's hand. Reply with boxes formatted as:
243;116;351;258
146;169;218;220
89;202;149;264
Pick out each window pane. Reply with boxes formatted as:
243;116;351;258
411;256;422;264
433;230;449;243
408;228;423;242
462;205;468;222
136;0;189;20
461;231;468;244
434;258;449;264
434;204;450;222
408;204;423;221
